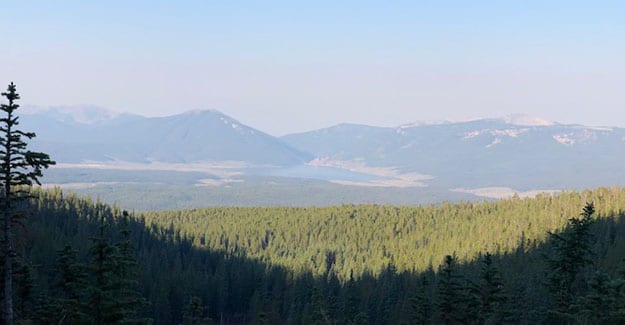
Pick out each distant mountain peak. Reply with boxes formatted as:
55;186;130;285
180;109;224;116
174;109;255;135
398;117;483;128
400;114;554;128
21;105;138;124
501;114;554;126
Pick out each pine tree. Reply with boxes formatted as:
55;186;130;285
575;270;625;323
436;255;467;324
87;213;120;324
0;82;54;324
474;252;507;323
339;273;360;323
112;211;147;322
409;276;432;325
55;245;88;323
87;211;148;324
545;203;596;320
13;259;35;321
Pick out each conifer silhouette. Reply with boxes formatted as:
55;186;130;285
0;82;54;324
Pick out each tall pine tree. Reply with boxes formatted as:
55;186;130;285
0;82;54;324
545;202;596;321
436;254;467;324
474;252;507;323
87;211;147;324
112;211;147;322
55;245;88;323
409;275;432;325
87;212;120;324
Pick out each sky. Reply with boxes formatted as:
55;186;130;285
1;1;624;135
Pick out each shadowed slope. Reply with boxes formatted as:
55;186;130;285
12;187;625;323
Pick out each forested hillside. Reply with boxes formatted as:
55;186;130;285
9;187;625;323
142;187;625;279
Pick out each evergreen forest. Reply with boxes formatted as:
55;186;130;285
5;187;625;324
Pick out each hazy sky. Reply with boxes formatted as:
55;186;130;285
1;1;624;135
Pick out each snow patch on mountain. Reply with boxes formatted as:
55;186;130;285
553;129;602;146
553;134;575;145
215;113;257;136
400;115;552;128
399;117;483;128
395;128;407;135
486;138;502;148
575;125;613;132
502;114;554;126
463;130;481;139
463;128;528;140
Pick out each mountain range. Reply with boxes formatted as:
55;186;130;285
21;106;311;166
20;106;625;203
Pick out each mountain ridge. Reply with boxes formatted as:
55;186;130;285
25;105;618;133
19;106;625;199
21;107;312;166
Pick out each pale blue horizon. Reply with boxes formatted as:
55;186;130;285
1;1;624;135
